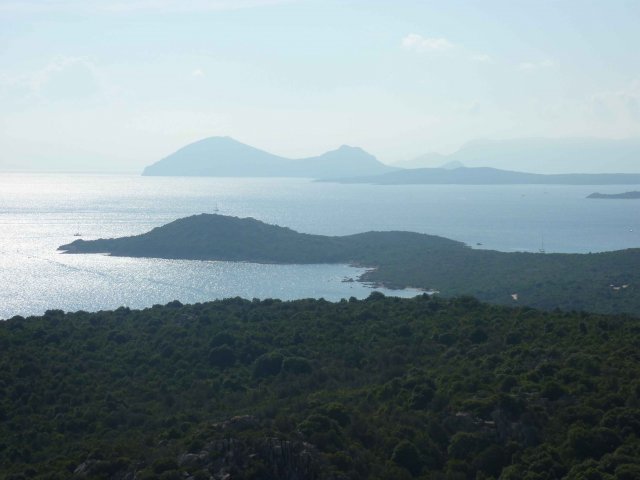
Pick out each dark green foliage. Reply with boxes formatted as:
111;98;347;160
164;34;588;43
391;440;422;475
409;385;435;410
615;464;640;480
2;295;640;479
568;426;621;459
281;356;312;375
252;352;284;378
448;432;487;460
470;327;489;343
321;403;350;427
208;345;236;368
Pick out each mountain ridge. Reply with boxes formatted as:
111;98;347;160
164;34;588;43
395;137;640;173
142;136;398;178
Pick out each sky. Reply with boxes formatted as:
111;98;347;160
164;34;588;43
1;0;640;172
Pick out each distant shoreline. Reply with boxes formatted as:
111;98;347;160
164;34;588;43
587;191;640;199
320;167;640;185
58;213;640;315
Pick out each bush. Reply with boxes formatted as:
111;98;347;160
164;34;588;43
282;357;312;374
470;328;488;343
409;386;435;410
568;426;621;459
152;458;178;474
615;464;640;480
448;432;486;460
322;403;350;427
208;345;236;368
542;381;567;401
252;352;283;378
391;440;422;476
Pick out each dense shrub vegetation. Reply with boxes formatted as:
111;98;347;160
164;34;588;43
2;294;640;479
59;214;640;314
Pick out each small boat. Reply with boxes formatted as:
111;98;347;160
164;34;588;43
73;232;82;237
538;233;546;254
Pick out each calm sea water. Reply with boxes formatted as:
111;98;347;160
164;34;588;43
1;173;638;319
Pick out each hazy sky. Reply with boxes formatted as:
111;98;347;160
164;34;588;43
1;0;640;172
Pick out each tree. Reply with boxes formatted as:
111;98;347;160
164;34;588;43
391;440;422;476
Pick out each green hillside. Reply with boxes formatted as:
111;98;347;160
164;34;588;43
2;295;640;479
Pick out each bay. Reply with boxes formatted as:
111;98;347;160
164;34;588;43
0;173;638;319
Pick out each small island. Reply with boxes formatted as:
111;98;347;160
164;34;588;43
587;191;640;199
59;214;640;314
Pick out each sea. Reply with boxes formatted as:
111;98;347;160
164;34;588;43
1;173;638;319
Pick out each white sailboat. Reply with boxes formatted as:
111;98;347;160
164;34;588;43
538;233;546;254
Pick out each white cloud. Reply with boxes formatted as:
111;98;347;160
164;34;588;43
466;100;481;115
0;56;116;103
590;80;640;124
471;53;492;63
518;59;554;71
0;0;293;14
30;56;97;92
453;100;482;115
125;110;227;135
191;68;205;77
401;34;453;52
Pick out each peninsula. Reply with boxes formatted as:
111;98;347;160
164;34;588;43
587;191;640;199
59;214;640;314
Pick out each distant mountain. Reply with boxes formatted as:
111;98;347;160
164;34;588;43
142;136;397;178
322;166;640;185
142;137;288;177
440;160;465;170
395;152;447;169
401;137;640;173
290;145;393;178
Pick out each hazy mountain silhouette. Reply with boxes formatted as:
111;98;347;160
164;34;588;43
397;137;640;173
396;152;447;169
440;160;465;170
142;136;397;178
290;145;393;178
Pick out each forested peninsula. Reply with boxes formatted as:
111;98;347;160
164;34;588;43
3;295;640;479
59;214;640;315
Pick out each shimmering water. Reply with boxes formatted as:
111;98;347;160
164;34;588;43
1;173;638;318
